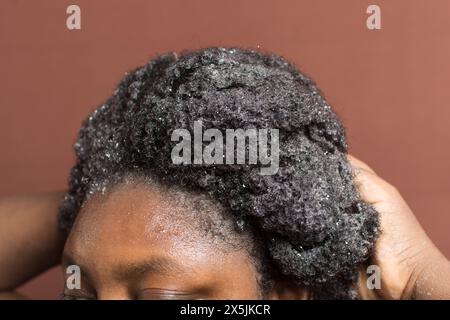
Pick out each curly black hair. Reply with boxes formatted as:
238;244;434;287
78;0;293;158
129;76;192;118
58;47;379;299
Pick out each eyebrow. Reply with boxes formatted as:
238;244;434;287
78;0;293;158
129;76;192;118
61;252;184;281
112;257;184;280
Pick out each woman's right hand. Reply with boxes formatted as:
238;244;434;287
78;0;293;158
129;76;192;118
0;192;66;299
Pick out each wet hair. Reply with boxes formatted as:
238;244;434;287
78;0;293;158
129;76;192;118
59;47;379;299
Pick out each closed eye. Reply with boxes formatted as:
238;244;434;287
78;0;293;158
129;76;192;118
60;291;96;300
137;288;201;300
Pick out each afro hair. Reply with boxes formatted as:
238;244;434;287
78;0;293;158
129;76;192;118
59;47;379;299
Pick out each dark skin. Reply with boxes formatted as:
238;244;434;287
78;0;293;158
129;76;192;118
0;155;449;299
62;183;263;300
0;192;66;300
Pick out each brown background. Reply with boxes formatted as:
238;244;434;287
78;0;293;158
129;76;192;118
0;0;449;299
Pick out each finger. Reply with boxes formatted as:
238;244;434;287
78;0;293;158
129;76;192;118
347;154;376;174
351;166;398;204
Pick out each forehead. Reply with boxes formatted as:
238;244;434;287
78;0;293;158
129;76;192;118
66;183;220;258
63;182;256;283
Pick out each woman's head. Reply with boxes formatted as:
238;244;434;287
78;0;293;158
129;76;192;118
62;175;271;299
59;47;379;299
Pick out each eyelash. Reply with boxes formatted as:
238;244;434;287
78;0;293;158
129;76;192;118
61;288;200;300
60;293;95;300
138;293;196;300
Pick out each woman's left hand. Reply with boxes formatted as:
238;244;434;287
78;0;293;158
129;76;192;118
349;155;450;300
